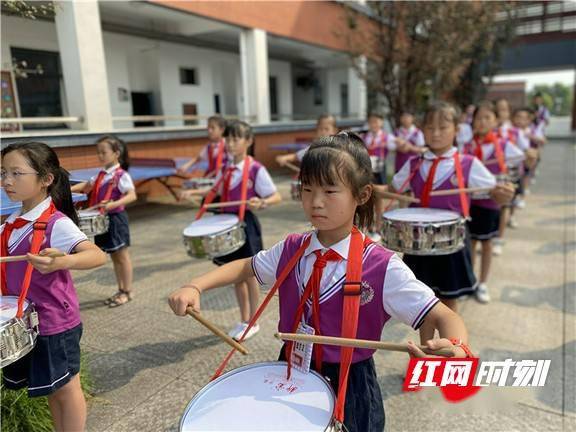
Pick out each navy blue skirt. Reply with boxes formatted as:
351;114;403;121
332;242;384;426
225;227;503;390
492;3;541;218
212;210;263;265
279;346;384;432
404;232;477;299
2;324;82;397
468;205;500;240
95;211;131;253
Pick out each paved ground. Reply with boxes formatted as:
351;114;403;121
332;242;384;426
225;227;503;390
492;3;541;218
79;139;575;432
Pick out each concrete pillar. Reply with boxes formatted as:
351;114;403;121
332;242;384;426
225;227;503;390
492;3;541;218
55;0;112;131
348;56;367;120
239;28;270;124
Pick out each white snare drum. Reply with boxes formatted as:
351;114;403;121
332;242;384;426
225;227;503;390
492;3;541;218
291;180;301;201
180;361;336;432
370;155;385;173
1;296;39;368
381;208;466;255
183;178;216;190
78;210;109;237
182;214;245;259
505;164;521;183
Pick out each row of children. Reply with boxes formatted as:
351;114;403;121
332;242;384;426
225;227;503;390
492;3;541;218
0;95;548;431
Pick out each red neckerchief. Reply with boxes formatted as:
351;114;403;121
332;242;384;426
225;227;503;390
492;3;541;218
195;156;251;222
367;130;387;159
471;132;507;174
88;167;122;211
207;139;225;175
1;201;56;317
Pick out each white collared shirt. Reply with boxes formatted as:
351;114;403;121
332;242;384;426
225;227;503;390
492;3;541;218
295;146;309;162
214;158;277;198
89;164;135;194
456;123;473;147
252;231;439;329
396;126;425;147
363;129;398;151
0;197;87;254
392;147;496;192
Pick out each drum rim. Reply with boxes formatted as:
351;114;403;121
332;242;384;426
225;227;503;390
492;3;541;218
179;361;336;431
183;215;242;237
382;208;463;223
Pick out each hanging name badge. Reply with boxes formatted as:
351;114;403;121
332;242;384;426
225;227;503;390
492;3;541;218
290;322;315;374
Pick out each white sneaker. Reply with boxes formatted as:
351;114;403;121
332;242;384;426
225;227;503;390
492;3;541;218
507;217;519;229
515;199;526;209
228;322;246;339
234;323;260;341
492;242;503;256
475;283;491;304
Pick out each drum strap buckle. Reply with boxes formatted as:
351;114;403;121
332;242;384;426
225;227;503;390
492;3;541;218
29;311;39;328
342;281;362;296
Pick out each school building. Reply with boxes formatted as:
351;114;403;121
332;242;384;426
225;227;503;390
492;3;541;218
0;0;374;171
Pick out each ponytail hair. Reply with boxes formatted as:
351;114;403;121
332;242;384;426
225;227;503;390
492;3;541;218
1;142;79;225
96;135;130;170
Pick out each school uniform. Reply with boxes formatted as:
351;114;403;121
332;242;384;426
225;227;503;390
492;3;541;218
211;157;277;265
252;231;439;432
1;197;87;397
295;146;309;162
392;148;496;299
534;105;550;133
496;124;528;200
362;130;397;184
89;164;135;253
456;122;473;148
462;134;525;241
199;139;228;176
394;125;425;173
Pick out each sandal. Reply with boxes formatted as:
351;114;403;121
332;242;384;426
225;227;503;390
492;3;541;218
109;291;133;308
104;291;123;305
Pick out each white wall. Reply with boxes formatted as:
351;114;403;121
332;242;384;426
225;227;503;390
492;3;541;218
326;68;348;117
269;59;293;121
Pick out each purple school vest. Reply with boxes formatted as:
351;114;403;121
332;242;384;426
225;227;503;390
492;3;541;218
276;233;393;364
462;140;507;210
4;212;82;336
394;127;422;173
409;155;474;216
220;159;262;214
95;169;126;214
363;130;389;160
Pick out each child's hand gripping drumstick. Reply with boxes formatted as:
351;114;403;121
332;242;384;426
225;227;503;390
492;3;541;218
283;161;301;173
275;333;456;357
0;249;66;264
186;307;249;355
204;200;251;209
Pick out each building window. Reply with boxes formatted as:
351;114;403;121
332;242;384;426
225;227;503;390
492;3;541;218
562;16;576;32
544;18;562;32
340;83;349;117
183;103;198;126
516;20;543;35
180;68;198;85
11;47;64;130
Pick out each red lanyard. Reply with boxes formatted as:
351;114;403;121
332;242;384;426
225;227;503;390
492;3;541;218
195;156;251;222
1;202;55;317
473;133;507;174
207;140;225;175
89;168;121;210
453;152;470;218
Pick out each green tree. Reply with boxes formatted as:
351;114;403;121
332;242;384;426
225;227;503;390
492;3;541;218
529;83;573;116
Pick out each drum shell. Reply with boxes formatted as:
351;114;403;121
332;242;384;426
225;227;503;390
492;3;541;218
183;178;216;190
1;298;39;369
183;222;246;259
179;361;336;432
381;211;466;256
78;211;109;237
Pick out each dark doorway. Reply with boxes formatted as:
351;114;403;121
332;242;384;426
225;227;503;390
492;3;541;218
11;47;64;130
214;94;221;114
131;92;153;127
269;76;278;119
183;103;198;126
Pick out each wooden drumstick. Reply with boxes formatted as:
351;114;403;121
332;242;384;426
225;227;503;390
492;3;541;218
283;161;301;173
186;307;249;355
83;202;107;212
378;191;420;204
484;156;524;166
0;251;66;263
204;200;251;209
429;187;493;197
275;333;455;358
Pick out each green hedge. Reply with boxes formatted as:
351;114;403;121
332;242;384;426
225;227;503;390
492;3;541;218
1;353;93;432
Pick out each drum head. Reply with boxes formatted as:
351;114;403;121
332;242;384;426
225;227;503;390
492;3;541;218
79;210;100;217
183;214;240;237
383;207;461;222
180;362;334;431
0;296;29;323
